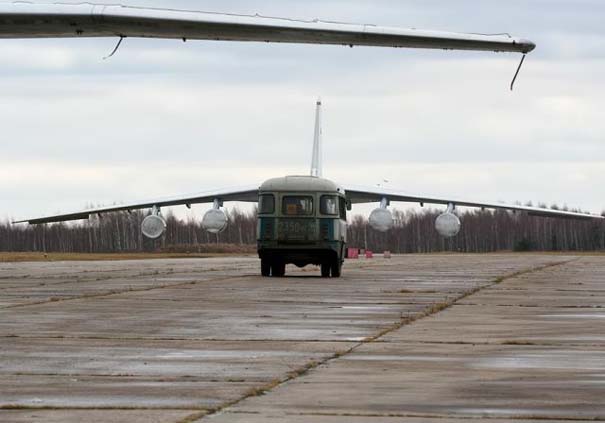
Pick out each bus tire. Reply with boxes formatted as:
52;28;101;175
272;262;286;277
331;259;342;278
261;259;271;277
321;263;331;278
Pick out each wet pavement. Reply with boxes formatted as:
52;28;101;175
0;254;603;422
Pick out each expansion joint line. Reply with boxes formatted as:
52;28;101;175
3;275;244;310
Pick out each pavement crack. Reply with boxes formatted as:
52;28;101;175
458;304;603;309
285;411;605;421
0;335;358;343
0;405;207;411
377;339;605;348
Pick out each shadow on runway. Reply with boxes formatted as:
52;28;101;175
241;274;336;279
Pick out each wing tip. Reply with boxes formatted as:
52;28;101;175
515;39;536;54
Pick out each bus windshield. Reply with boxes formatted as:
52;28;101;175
282;196;314;216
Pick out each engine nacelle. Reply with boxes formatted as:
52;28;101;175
141;215;166;240
202;209;228;234
369;208;394;232
435;212;461;238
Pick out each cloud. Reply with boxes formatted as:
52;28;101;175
2;0;604;220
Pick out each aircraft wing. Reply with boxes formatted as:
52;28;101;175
0;3;535;54
13;186;260;225
345;185;604;221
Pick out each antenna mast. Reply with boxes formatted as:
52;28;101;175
310;99;323;177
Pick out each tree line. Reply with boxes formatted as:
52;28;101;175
1;207;604;254
349;209;605;253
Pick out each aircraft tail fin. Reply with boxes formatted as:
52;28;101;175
310;99;323;178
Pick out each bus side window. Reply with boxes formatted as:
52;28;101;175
259;194;275;214
339;197;347;220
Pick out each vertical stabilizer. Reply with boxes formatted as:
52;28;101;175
310;99;323;178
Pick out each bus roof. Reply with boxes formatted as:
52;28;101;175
260;176;344;194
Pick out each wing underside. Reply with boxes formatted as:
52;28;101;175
345;186;604;221
14;186;260;225
16;184;603;226
0;3;535;53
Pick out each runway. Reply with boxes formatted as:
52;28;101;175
0;254;603;422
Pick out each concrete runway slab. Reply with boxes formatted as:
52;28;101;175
0;254;603;422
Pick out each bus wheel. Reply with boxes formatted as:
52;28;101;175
272;262;286;277
261;259;271;277
331;259;342;278
321;263;331;278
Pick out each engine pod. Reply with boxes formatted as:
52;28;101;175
202;209;228;234
369;208;394;232
435;212;461;238
141;215;166;240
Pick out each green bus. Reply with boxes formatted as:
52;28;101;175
257;176;348;278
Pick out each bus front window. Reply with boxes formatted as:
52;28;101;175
320;195;338;215
282;196;314;216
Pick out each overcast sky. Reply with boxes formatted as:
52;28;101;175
2;0;604;221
